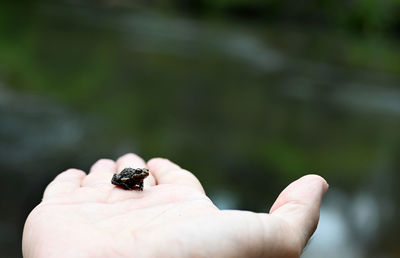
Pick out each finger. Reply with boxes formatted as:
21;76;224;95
82;159;116;188
147;158;205;193
43;169;86;199
269;174;329;248
116;153;156;188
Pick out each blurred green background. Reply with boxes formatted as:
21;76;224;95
1;1;400;257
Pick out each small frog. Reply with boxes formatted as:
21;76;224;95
111;168;149;191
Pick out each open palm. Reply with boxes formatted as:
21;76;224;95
22;153;328;258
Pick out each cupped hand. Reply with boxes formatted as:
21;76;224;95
22;153;328;258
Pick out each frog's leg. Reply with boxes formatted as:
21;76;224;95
121;182;130;190
138;181;144;191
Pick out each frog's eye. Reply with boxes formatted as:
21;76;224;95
121;177;129;181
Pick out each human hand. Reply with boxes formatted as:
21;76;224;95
22;153;328;258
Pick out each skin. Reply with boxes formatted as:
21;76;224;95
22;153;328;258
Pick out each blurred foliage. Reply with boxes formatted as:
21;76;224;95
5;0;400;36
1;1;400;188
162;0;400;36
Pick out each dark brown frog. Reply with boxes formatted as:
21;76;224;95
111;168;149;191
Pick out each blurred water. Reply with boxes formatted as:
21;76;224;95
1;3;399;257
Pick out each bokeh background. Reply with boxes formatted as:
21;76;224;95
1;1;400;257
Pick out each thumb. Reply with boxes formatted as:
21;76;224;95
269;174;329;248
